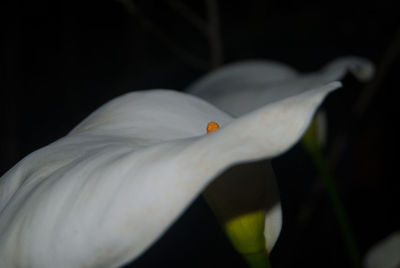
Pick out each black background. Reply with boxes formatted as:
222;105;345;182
2;0;399;267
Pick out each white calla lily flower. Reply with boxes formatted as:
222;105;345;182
188;56;374;117
0;81;340;267
186;56;374;264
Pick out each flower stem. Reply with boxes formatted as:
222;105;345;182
242;251;272;268
302;142;361;268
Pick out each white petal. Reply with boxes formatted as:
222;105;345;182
322;56;374;83
188;60;299;97
0;84;340;267
187;57;373;116
365;231;400;268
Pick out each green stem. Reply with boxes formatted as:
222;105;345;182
243;251;272;268
303;144;361;268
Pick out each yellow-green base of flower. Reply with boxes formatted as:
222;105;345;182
223;210;271;268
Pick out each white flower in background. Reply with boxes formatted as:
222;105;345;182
186;56;374;264
0;80;340;267
188;56;374;117
365;231;400;268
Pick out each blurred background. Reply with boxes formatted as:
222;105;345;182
2;0;399;267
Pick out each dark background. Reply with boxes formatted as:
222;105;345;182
2;0;399;267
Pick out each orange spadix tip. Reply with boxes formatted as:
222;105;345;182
207;121;220;133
